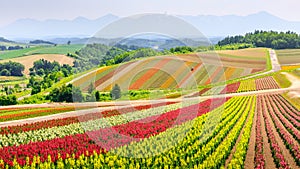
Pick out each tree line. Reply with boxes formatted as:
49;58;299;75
0;45;24;51
218;30;300;49
0;61;24;76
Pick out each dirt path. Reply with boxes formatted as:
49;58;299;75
282;72;300;99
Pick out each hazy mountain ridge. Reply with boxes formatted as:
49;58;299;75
1;12;300;41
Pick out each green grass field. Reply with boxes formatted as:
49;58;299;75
0;44;83;60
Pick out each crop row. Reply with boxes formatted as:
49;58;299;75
227;100;255;168
254;100;265;169
0;98;228;166
109;96;252;168
263;94;300;165
255;76;280;90
259;96;290;169
237;79;256;92
0;95;241;167
0;107;76;122
0;101;196;147
0;102;176;135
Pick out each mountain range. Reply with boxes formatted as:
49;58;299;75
1;12;300;42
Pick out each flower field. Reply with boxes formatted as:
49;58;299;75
0;92;299;168
72;51;266;91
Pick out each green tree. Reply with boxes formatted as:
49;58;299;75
110;84;121;100
48;84;83;102
0;95;17;106
95;91;100;101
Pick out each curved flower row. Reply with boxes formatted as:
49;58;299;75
0;102;176;135
254;99;265;169
87;97;229;150
0;96;239;168
197;96;255;168
277;95;300;116
0;107;76;122
264;95;300;166
260;96;290;169
109;96;252;167
227;99;255;169
271;94;300;126
0;101;193;148
266;95;300;142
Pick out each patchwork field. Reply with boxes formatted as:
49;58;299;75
276;49;300;65
73;48;268;91
0;54;74;75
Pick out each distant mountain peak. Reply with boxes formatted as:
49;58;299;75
1;12;300;39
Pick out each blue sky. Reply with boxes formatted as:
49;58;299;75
0;0;299;27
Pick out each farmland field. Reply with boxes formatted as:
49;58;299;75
276;49;300;65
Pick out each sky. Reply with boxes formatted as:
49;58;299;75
0;0;299;27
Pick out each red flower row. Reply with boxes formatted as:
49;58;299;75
0;134;105;167
0;102;176;135
220;82;240;94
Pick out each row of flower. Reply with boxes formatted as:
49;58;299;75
237;79;256;92
0;102;176;135
255;77;280;90
267;95;300;142
271;94;300;128
109;96;252;168
0;96;243;167
0;107;76;122
0;101;194;147
197;96;255;169
0;98;227;165
87;97;229;150
227;98;255;168
255;100;265;169
263;95;300;165
259;96;290;169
